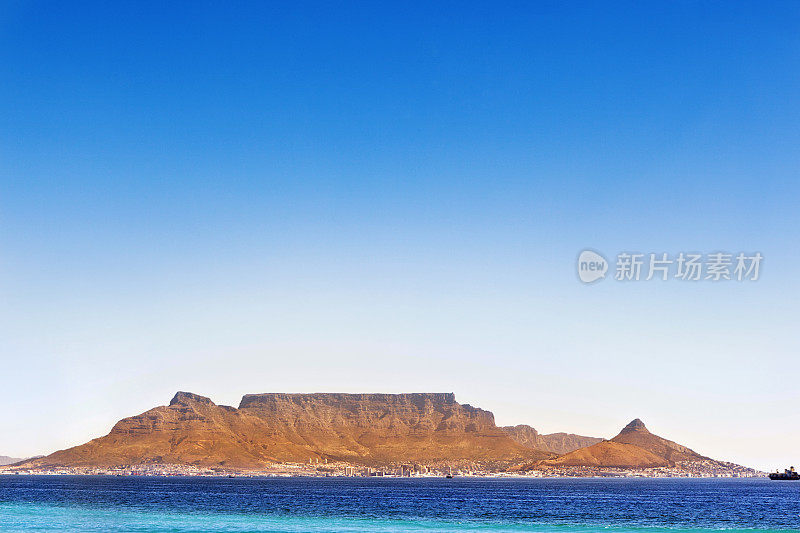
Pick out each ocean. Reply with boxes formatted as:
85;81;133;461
0;476;798;532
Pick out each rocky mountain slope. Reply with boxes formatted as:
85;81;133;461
23;392;551;470
532;419;714;469
610;418;707;463
502;425;602;454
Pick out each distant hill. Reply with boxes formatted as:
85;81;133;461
0;456;25;466
531;419;717;469
610;418;707;463
21;392;551;470
502;425;602;454
538;440;668;468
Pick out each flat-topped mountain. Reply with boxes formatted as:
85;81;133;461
502;425;602;455
24;392;551;470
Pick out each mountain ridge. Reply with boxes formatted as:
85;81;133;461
501;425;602;454
22;391;553;470
9;396;753;476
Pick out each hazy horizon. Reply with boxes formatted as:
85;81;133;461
1;2;799;472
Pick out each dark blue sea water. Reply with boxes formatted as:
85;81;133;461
0;476;798;532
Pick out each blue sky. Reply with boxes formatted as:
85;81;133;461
1;1;799;470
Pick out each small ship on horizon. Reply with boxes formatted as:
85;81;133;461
768;466;799;480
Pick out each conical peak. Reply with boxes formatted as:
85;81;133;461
621;418;648;433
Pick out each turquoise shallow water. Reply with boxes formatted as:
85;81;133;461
1;503;793;533
1;476;798;532
0;503;728;533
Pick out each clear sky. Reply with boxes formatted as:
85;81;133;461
1;2;798;471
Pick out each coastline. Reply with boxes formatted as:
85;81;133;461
0;465;765;479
